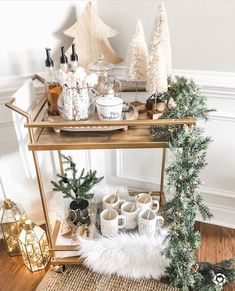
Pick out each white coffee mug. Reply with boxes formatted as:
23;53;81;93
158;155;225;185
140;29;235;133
102;194;125;211
121;201;139;230
138;208;164;237
96;96;123;121
135;193;160;212
100;209;126;237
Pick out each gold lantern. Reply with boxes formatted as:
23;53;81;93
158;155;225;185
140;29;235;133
0;199;27;256
19;219;50;272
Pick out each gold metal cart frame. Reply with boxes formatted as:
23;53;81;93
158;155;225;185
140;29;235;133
6;74;196;266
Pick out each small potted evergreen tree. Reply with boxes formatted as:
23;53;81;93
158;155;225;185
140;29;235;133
51;155;103;225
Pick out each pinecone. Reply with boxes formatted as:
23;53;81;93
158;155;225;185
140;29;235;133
62;177;69;183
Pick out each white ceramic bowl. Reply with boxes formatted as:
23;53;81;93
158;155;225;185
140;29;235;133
96;96;123;121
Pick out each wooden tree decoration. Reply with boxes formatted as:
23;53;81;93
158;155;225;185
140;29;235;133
126;19;148;81
63;2;123;68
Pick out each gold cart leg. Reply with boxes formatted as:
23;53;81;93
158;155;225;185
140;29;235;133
32;150;54;252
58;150;64;175
160;148;167;205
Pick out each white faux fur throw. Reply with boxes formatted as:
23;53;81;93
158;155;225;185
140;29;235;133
78;229;169;279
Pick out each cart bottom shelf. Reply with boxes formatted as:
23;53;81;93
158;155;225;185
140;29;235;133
49;190;166;266
51;256;84;265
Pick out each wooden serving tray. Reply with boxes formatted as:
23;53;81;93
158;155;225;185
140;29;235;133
45;106;138;132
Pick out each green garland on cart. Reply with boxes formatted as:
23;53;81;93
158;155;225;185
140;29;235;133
151;76;235;290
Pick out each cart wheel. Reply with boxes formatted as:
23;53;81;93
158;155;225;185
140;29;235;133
53;265;66;273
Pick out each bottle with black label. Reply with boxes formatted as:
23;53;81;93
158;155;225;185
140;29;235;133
45;48;61;116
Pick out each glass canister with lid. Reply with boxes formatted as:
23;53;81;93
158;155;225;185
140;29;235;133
88;54;121;96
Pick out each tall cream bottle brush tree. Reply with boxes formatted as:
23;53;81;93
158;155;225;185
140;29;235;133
126;19;148;81
146;1;172;95
158;1;172;75
126;19;149;108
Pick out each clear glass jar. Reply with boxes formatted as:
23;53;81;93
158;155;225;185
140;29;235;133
0;199;27;256
88;54;114;77
88;54;117;95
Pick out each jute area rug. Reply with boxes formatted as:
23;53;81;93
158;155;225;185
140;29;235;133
36;266;178;291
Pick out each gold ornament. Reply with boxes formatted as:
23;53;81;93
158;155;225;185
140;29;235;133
0;199;27;256
19;220;50;272
61;217;80;240
61;220;90;239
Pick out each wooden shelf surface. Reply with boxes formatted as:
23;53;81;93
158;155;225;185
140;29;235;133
25;117;195;128
49;189;166;265
6;85;195;151
29;126;169;151
51;256;84;265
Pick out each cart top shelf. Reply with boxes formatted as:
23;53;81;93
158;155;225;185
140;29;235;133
5;75;196;151
25;116;195;151
26;116;195;151
28;126;170;151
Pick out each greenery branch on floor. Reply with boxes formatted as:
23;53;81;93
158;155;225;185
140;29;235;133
151;76;235;290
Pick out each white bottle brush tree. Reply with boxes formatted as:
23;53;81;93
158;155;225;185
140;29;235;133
126;19;148;82
126;19;148;103
146;2;172;105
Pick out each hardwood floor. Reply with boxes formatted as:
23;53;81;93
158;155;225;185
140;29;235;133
0;222;234;291
0;243;46;291
196;222;235;291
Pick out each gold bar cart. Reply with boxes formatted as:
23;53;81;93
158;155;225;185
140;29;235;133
6;75;196;266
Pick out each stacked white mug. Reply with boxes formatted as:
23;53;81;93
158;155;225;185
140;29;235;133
121;201;139;230
100;208;126;237
100;192;164;237
138;208;164;237
102;194;126;211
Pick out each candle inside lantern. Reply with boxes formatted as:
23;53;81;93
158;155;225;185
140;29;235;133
0;199;27;256
19;219;50;272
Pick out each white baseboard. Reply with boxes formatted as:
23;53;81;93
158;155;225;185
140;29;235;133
123;183;235;229
108;173;235;229
197;203;235;229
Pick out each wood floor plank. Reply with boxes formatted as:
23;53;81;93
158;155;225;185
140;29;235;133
0;242;47;291
0;222;234;291
196;222;235;291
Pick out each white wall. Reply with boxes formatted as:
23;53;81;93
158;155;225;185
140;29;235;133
98;0;235;72
0;1;91;77
1;0;235;77
0;0;235;228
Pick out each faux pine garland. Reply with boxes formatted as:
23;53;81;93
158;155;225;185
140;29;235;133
151;76;235;290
